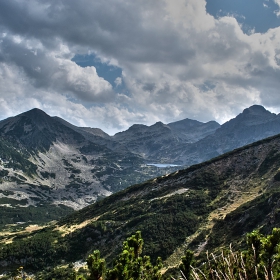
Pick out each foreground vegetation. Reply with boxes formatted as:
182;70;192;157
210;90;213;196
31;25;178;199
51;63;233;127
181;228;280;280
4;228;280;280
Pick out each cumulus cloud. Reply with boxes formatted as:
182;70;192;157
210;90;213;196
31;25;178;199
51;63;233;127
114;77;122;87
0;0;280;134
274;0;280;5
273;0;280;16
0;33;114;103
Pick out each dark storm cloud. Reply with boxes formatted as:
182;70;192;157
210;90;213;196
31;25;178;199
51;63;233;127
0;1;196;64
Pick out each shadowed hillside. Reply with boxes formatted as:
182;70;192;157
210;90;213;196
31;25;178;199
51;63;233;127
2;132;280;274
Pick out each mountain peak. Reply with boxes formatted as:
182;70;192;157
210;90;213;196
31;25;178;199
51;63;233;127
21;108;51;119
242;105;272;116
150;121;171;131
129;124;147;130
152;121;165;127
27;108;46;113
168;118;202;127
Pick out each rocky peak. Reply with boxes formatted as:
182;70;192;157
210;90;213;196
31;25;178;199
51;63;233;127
17;108;57;131
0;108;85;151
242;105;273;116
217;105;277;133
237;105;276;123
127;124;147;132
21;108;50;119
150;121;171;132
168;118;202;130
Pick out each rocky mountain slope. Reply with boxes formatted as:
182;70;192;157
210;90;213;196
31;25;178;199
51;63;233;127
1;105;280;226
173;105;280;165
0;109;179;226
113;119;220;160
114;105;280;164
2;131;280;273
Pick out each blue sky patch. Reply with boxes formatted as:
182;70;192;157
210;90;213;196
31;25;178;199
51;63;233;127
206;0;280;33
72;54;126;92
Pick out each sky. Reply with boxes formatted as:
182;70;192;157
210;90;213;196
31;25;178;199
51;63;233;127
1;0;280;135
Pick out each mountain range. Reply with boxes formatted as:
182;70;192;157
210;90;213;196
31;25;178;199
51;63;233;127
0;105;280;226
1;121;280;275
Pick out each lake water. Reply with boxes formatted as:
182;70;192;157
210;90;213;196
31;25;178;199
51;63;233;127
146;163;180;168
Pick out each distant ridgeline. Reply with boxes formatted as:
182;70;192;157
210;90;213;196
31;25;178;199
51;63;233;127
0;105;280;226
1;129;280;278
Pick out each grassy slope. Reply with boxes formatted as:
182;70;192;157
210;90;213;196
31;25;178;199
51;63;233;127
1;134;280;272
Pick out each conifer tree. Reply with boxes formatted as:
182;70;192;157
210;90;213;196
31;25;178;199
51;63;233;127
87;250;106;280
88;231;162;280
179;250;194;279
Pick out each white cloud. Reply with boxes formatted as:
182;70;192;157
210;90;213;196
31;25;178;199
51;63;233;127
0;33;114;103
274;0;280;8
0;0;280;133
273;10;280;18
62;60;114;102
114;77;122;87
273;0;280;16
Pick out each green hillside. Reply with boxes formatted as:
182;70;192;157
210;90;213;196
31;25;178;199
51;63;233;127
1;133;280;277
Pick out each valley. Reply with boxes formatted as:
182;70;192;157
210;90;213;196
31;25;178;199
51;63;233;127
1;105;280;277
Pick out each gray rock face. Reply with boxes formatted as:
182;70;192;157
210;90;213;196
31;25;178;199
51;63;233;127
0;109;178;214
